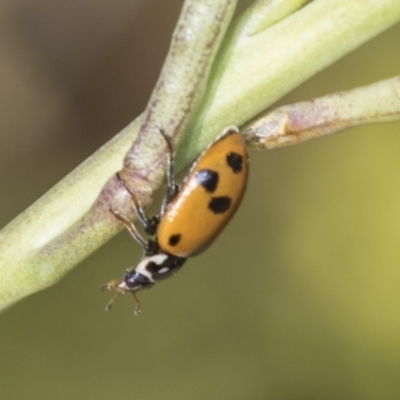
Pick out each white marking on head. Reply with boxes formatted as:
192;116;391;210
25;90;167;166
157;267;170;274
152;254;169;265
135;254;169;282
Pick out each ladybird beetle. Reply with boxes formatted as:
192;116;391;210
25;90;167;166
101;126;249;314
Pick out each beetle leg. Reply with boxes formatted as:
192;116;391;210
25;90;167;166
108;206;152;251
99;279;125;311
131;292;142;316
157;127;180;210
116;173;159;235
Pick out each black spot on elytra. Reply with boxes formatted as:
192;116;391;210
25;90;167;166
196;169;219;193
208;196;232;214
226;152;243;173
168;234;181;247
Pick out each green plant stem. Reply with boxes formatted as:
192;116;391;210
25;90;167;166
0;0;399;311
0;0;236;311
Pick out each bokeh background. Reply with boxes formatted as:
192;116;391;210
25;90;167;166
1;1;400;399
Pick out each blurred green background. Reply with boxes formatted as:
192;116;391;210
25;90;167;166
1;1;400;399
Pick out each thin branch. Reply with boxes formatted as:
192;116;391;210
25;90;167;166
120;0;237;196
243;76;400;149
